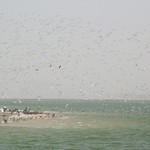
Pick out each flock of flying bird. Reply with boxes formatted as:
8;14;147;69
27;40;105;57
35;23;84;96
0;12;150;100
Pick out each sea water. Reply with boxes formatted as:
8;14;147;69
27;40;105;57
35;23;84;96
0;99;150;150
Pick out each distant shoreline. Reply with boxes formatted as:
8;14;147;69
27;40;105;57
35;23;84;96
0;98;150;101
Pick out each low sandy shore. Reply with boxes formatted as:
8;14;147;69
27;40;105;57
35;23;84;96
0;110;74;128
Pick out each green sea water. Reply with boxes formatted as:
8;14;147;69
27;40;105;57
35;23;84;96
0;99;150;150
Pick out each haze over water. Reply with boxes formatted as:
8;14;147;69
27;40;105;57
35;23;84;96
0;0;150;100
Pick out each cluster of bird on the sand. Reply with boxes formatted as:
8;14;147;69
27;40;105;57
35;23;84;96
0;106;55;124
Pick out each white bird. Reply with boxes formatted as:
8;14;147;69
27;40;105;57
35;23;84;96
0;108;4;113
65;104;69;108
18;99;22;103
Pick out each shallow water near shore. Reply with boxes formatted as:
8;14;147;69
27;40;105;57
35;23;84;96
0;99;150;149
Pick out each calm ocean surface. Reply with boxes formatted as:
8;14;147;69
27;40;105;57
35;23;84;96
0;99;150;150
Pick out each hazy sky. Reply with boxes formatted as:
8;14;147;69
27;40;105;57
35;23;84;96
0;0;150;100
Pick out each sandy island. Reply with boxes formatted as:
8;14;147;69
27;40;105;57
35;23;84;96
0;106;138;129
